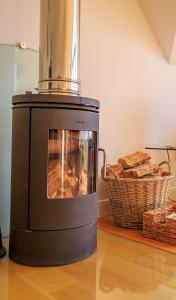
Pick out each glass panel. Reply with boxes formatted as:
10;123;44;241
48;130;97;199
0;44;39;235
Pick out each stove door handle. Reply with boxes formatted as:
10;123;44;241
98;148;107;180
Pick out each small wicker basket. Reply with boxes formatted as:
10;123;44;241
143;203;176;245
99;148;173;229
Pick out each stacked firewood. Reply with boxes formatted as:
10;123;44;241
106;151;170;179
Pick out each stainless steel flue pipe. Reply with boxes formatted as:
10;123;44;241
38;0;80;95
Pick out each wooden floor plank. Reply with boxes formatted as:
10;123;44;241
1;231;176;300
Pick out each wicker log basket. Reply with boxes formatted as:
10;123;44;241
99;148;173;229
143;203;176;245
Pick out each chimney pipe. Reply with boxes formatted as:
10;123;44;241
38;0;80;96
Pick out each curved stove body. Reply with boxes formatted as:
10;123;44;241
9;94;99;266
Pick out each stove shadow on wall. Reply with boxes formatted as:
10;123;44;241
9;0;100;266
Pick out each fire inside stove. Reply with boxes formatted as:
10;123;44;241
48;130;97;199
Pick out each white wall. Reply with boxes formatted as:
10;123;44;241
0;0;40;50
139;0;176;64
1;0;176;229
80;0;176;205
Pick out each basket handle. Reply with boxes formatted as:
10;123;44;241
159;160;171;173
98;148;107;180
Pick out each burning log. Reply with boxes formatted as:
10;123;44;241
48;159;88;199
78;170;88;195
47;160;61;199
48;139;79;154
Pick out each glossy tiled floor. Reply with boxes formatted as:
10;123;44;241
1;230;176;299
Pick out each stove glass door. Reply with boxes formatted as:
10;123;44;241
48;130;97;199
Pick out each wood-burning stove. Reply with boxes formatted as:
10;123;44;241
9;94;99;266
9;0;100;266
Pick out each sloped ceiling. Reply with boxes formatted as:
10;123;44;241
139;0;176;65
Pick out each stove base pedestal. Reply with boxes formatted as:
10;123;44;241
9;223;96;266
